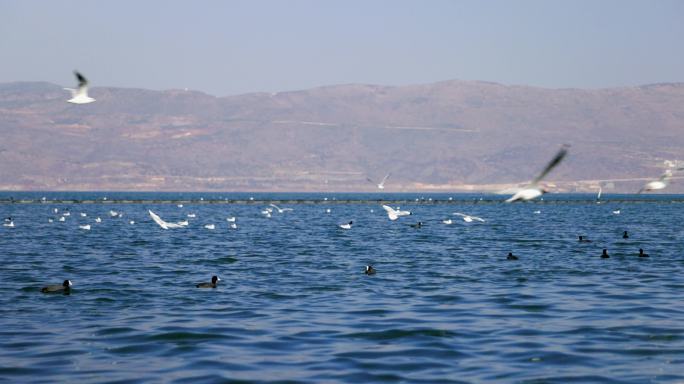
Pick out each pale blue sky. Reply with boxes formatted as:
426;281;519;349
1;0;682;95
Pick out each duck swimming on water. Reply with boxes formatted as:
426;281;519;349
196;276;220;288
41;280;72;294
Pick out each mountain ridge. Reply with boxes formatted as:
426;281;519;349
1;80;682;192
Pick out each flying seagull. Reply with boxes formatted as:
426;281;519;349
149;210;185;230
65;71;95;104
367;173;391;189
269;203;293;213
506;144;569;203
453;212;485;222
637;169;681;193
381;205;411;221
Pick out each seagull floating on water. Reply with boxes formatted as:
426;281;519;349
204;224;215;230
79;224;91;230
95;217;102;223
226;216;236;222
453;212;485;223
442;219;453;225
65;71;95;104
187;213;196;218
506;144;569;203
367;173;391;189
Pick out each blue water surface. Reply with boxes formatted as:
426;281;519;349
1;193;683;383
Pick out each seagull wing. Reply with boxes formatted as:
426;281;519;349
472;215;486;222
149;210;169;229
269;203;280;210
453;213;467;218
74;71;88;88
531;144;569;185
382;204;399;220
73;71;90;98
379;173;391;187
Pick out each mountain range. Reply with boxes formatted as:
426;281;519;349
1;80;682;192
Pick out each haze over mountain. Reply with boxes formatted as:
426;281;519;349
0;80;682;192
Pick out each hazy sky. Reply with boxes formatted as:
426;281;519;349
1;0;683;95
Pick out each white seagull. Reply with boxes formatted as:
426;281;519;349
59;216;66;222
229;223;238;229
149;210;185;230
79;224;91;231
339;221;353;230
3;221;14;227
442;219;453;225
187;213;196;218
204;224;215;230
381;205;411;221
65;71;95;104
269;204;293;213
453;213;486;222
80;213;87;217
226;217;236;222
506;144;569;203
95;217;102;223
367;173;391;189
638;169;679;193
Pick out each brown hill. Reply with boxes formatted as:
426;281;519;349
0;80;682;192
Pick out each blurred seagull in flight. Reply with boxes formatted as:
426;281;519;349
149;210;184;230
65;71;95;104
269;204;293;213
453;213;485;222
367;173;391;189
506;144;569;203
381;205;411;221
638;169;679;193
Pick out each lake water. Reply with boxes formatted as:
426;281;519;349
1;193;684;383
